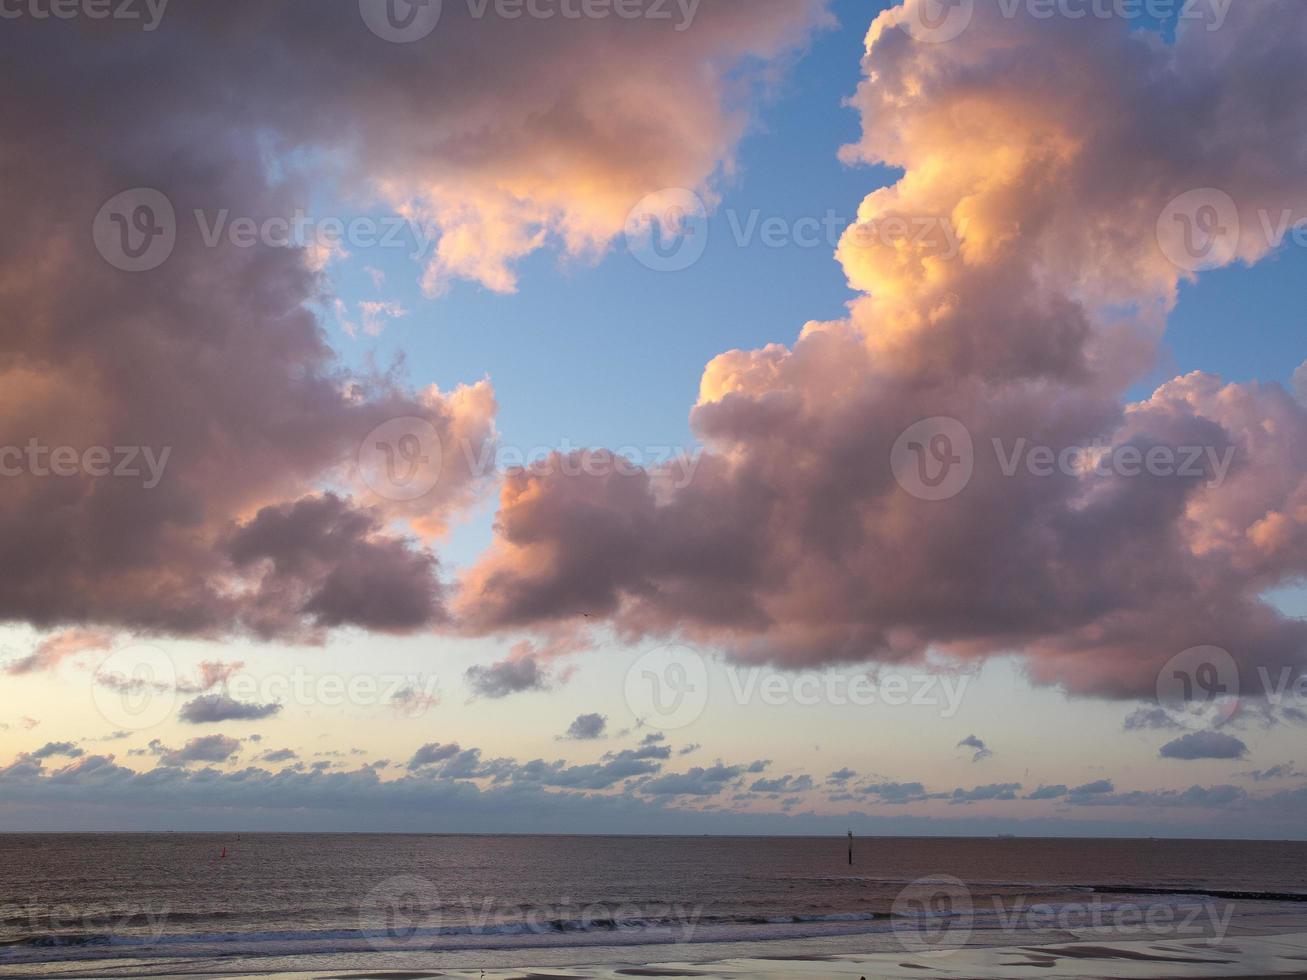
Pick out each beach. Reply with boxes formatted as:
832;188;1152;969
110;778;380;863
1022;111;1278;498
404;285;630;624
349;932;1307;979
4;835;1307;978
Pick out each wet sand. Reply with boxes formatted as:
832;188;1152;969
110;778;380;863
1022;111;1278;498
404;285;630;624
299;932;1307;980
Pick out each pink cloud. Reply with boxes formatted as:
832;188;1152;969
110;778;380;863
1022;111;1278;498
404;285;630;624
455;2;1307;698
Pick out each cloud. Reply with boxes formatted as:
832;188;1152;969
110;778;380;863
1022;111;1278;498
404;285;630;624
259;748;299;765
748;774;814;794
389;684;439;716
1241;763;1305;782
958;734;992;763
1066;783;1247;809
950;783;1022;805
179;694;282;724
225;494;448;636
855;781;933;805
1066;779;1116;802
641;764;744;797
0;0;829;651
28;742;84;761
408;742;462;770
4;630;115;676
1025;780;1114;802
515;750;663;790
4;741;1303;835
1160;731;1249;761
561;713;607;741
160;735;242;766
615;736;672;763
827;767;857;785
453;1;1307;702
1124;706;1184;731
465;655;552;699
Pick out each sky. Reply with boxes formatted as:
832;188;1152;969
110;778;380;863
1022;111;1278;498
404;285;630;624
0;0;1305;837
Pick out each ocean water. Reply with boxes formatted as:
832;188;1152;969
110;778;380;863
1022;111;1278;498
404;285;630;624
1;834;1305;977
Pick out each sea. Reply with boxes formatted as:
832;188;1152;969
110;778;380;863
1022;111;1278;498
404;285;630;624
1;834;1305;977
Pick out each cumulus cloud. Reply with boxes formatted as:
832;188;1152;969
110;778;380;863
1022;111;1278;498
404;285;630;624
465;655;553;699
0;0;831;651
1241;763;1305;782
1160;731;1249;761
259;748;299;764
616;735;672;762
958;734;992;763
749;774;814;795
854;781;933;805
179;694;282;724
1026;785;1068;801
1066;780;1116;803
160;735;242;766
641;764;744;797
4;740;1304;834
454;1;1307;703
28;742;85;761
561;713;607;741
950;783;1022;805
408;742;462;771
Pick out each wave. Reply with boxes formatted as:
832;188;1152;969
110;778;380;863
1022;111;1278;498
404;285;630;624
2;890;1299;967
1089;885;1307;903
